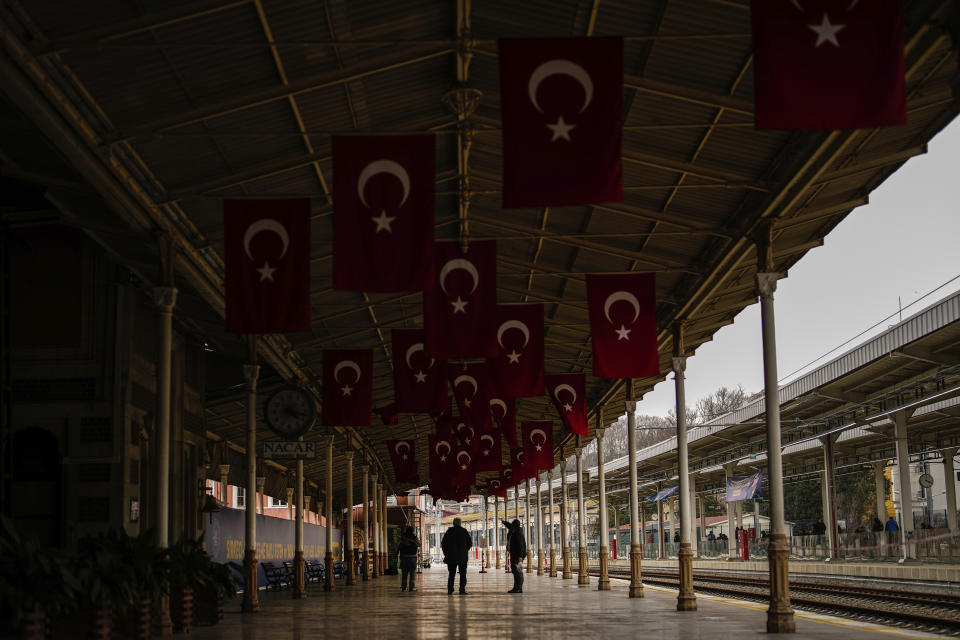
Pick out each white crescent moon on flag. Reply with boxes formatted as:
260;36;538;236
453;374;478;397
497;320;530;350
489;398;507;419
457;450;471;465
481;434;494;447
553;383;577;404
357;159;411;209
789;0;803;10
439;259;479;296
395;441;411;456
527;59;594;114
530;428;547;445
458;424;474;440
603;291;641;325
333;360;362;384
491;479;501;489
404;342;434;370
243;219;289;261
504;468;513;479
435;440;451;456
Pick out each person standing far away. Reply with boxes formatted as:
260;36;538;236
441;517;472;595
398;525;421;592
508;519;527;594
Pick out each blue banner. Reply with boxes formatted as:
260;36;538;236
645;485;678;502
725;471;762;502
205;507;342;588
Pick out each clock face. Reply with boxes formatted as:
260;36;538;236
265;387;316;438
918;473;934;489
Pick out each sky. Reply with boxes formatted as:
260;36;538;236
636;117;960;418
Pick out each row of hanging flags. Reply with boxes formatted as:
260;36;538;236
221;10;907;499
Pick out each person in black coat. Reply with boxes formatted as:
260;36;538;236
508;519;527;594
441;517;472;594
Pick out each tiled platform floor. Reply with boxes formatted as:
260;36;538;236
193;564;947;639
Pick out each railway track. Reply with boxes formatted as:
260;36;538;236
589;566;960;635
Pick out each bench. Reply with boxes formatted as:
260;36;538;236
305;560;324;584
262;562;290;591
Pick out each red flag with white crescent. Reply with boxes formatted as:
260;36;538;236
486;477;508;498
224;199;311;334
333;134;435;291
475;430;503;473
453;417;479;457
499;38;622;207
392;329;448;414
586;273;659;379
424;240;497;358
386;439;420;484
321;349;373;426
501;467;516;489
522;421;554;472
491;303;545;397
751;0;905;130
489;395;517;447
452;444;476;487
447;362;492;434
545;373;588;437
433;412;455;440
510;447;534;481
428;433;457;481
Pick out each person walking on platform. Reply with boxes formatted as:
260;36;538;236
508;519;527;594
441;517;472;595
398;526;421;592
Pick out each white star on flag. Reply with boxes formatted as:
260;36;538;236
482;449;490;456
507;350;521;364
401;454;408;460
257;261;277;282
535;444;542;451
440;455;447;462
414;370;427;383
464;398;472;408
547;115;575;142
615;325;631;341
460;464;468;470
563;403;572;412
451;297;468;313
371;210;396;233
341;385;353;396
808;13;845;48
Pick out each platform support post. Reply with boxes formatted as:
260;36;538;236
536;477;545;575
673;324;697;611
560;456;572;579
344;450;356;585
756;240;795;632
548;469;557;577
575;442;589;585
596;413;611;591
324;436;335;592
626;381;644;598
241;337;261;614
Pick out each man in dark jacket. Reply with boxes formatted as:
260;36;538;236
441;517;472;594
508;519;527;594
397;526;421;592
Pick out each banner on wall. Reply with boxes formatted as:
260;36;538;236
726;471;763;502
205;508;341;588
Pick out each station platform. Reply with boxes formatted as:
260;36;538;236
619;558;960;583
191;564;946;639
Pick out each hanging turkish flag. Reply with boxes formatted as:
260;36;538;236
386;439;420;484
428;433;457;481
374;404;399;426
499;37;622;208
501;467;517;489
489;395;518;447
452;445;476;487
321;349;373;426
224;199;311;334
586;273;659;379
447;362;492;434
751;0;906;130
491;303;545;397
332;134;435;291
424;240;497;358
545;373;588;437
453;417;479;457
510;447;534;481
487;477;508;498
522;421;554;472
392;329;447;414
433;412;455;440
475;430;503;473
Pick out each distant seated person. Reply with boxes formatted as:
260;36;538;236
706;530;716;542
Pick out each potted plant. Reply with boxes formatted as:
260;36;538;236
111;530;169;640
194;559;241;626
0;516;82;640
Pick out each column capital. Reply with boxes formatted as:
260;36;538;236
755;272;779;298
152;286;178;312
547;468;554;481
360;464;370;473
285;487;295;501
672;355;687;375
536;477;542;488
344;450;355;461
575;447;583;459
559;458;567;471
596;426;605;440
371;471;378;482
218;463;231;475
242;364;260;389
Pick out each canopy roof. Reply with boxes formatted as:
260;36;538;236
1;0;957;504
